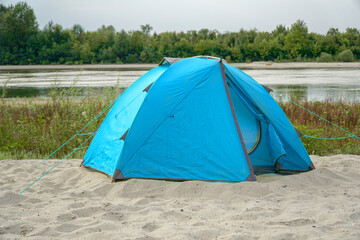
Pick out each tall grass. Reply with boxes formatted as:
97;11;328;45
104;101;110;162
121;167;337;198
0;82;123;160
279;100;360;155
0;87;359;159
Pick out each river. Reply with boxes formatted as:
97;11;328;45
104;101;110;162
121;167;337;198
0;67;359;102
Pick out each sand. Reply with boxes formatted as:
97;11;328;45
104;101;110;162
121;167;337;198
0;155;359;239
1;62;360;71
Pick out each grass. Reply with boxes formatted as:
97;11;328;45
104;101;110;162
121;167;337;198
278;100;360;155
0;85;359;159
0;82;123;160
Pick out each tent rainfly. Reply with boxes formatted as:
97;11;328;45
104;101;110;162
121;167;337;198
82;56;315;182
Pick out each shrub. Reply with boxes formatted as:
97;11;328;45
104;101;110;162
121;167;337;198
317;52;333;62
336;49;355;62
225;55;231;63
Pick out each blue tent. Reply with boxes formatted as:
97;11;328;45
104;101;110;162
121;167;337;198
83;56;314;182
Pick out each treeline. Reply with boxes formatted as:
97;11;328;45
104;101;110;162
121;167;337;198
1;2;360;65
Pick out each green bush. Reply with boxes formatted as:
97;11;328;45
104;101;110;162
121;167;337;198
317;52;333;62
336;49;355;62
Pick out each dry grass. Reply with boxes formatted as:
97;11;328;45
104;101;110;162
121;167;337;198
279;100;360;155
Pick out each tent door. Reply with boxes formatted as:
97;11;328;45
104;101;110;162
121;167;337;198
227;80;261;154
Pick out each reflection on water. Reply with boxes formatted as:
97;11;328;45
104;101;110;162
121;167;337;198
242;68;360;102
0;68;359;102
269;84;360;102
271;85;307;101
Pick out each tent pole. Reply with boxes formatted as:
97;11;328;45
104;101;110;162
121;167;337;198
219;60;256;181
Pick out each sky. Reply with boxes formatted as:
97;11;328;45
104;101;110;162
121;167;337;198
2;0;360;34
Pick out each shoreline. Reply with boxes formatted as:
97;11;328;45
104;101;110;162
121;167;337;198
1;62;360;71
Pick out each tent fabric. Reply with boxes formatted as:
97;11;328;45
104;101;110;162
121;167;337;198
224;64;313;171
83;56;314;182
83;63;170;176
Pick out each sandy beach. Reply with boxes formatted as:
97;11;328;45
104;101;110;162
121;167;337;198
1;62;360;71
0;155;359;239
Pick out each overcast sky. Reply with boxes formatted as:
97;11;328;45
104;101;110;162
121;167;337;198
3;0;360;34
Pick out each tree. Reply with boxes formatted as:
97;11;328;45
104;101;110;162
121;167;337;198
284;20;310;59
272;25;288;37
140;24;153;35
0;3;359;65
324;27;341;55
0;4;8;22
113;30;131;62
0;2;38;49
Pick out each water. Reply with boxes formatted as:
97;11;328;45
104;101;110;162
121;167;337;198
0;69;146;98
244;68;360;102
0;68;359;101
